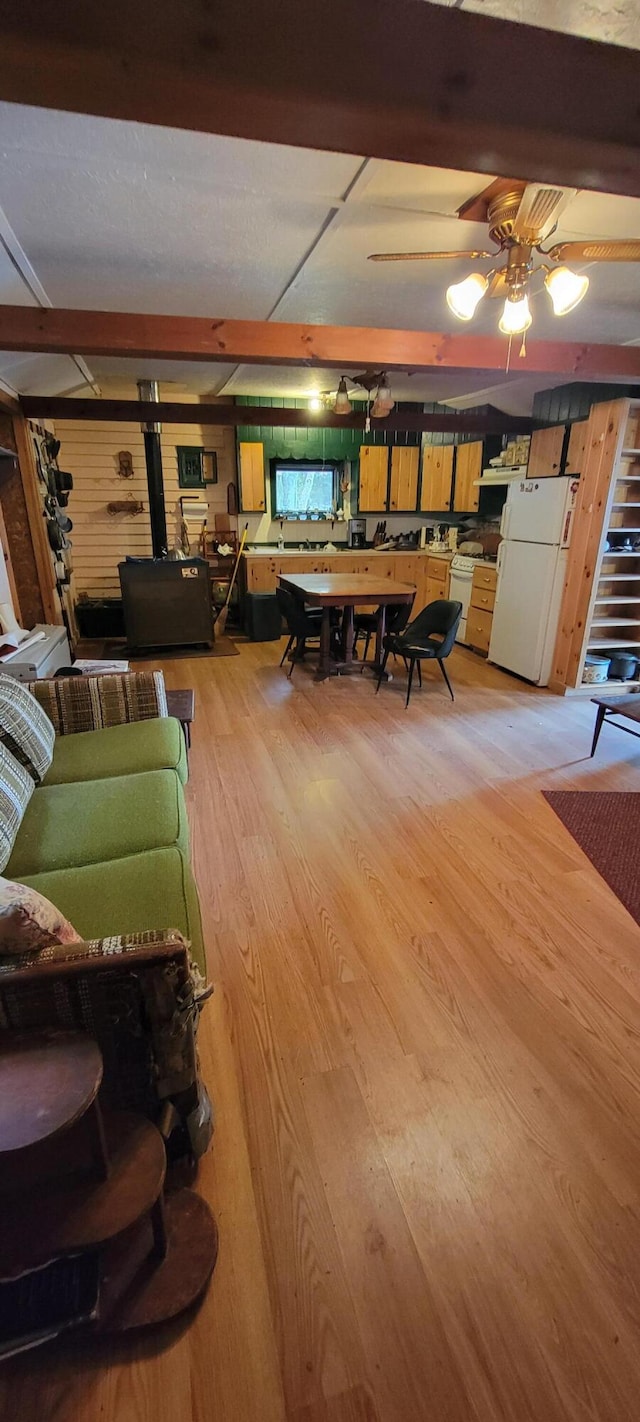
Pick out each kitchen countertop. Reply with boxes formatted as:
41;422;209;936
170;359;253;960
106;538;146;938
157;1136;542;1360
244;547;454;560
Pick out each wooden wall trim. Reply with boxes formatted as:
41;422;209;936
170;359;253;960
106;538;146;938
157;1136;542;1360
5;307;640;379
0;497;22;622
1;2;640;197
11;415;61;626
20;397;532;436
549;399;628;692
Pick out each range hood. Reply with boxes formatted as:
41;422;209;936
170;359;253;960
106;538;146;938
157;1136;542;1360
473;465;528;487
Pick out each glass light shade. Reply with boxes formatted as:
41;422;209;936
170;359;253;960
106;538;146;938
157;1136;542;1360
498;293;532;335
371;375;394;417
308;394;322;412
544;265;589;316
333;377;352;415
446;272;488;321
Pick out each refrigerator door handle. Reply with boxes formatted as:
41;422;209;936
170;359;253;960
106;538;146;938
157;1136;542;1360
500;499;511;541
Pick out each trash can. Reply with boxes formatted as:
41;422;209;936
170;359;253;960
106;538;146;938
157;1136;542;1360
244;592;283;641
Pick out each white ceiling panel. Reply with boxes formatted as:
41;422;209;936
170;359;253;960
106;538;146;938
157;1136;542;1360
425;0;640;48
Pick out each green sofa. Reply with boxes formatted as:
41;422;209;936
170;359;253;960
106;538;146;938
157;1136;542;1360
0;670;210;1156
6;682;205;972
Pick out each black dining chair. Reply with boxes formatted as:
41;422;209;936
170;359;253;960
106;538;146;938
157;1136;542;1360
375;599;463;708
276;587;325;677
354;598;415;664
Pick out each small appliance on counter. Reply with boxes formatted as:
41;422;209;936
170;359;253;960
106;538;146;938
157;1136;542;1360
348;518;366;549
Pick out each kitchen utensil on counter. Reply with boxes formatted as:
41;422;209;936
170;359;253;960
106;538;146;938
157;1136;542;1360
582;653;612;684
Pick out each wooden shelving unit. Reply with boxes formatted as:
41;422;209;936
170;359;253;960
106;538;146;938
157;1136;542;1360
576;405;640;693
551;399;640;696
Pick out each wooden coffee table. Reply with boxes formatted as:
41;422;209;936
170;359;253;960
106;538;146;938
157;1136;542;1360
590;692;640;756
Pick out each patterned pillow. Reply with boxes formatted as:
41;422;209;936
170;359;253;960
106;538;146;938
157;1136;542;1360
28;670;168;736
0;875;80;955
0;673;55;783
0;742;36;873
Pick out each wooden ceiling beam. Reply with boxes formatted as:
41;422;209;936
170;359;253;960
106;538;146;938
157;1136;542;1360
1;2;640;198
5;306;640;379
19;398;532;435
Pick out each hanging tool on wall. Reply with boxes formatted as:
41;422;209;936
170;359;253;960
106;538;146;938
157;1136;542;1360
215;522;248;636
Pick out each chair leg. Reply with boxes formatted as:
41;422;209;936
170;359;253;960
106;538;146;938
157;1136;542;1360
416;661;422;688
375;648;390;693
280;633;294;667
288;637;305;678
405;658;416;709
438;658;455;701
363;629;372;663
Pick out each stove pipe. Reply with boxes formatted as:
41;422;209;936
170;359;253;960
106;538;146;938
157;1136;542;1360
138;379;167;557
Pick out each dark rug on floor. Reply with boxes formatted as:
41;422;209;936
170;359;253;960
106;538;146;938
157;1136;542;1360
544;791;640;926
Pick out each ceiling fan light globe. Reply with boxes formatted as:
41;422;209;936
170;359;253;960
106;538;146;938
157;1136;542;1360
446;273;488;321
544;265;589;315
498;293;532;336
371;374;395;417
333;377;352;415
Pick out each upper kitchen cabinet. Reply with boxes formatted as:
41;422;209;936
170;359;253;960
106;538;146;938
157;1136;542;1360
358;445;389;512
565;420;589;475
453;441;482;513
389;446;419;512
420;444;454;512
239;441;266;511
527;425;565;479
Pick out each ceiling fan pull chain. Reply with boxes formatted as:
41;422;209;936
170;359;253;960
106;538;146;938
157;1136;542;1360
519;331;528;359
505;334;513;374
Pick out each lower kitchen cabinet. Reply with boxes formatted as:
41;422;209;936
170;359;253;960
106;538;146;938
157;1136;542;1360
467;564;497;655
242;552;452;614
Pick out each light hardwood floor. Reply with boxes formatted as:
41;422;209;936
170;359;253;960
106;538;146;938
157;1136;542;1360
4;642;640;1422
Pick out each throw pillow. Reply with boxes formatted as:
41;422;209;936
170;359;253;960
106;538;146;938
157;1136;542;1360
0;875;80;955
28;670;168;735
0;742;36;873
0;673;55;784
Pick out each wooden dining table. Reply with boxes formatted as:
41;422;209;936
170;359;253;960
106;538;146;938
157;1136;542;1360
277;572;416;680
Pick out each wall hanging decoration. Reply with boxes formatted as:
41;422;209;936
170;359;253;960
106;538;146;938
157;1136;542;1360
117;450;134;479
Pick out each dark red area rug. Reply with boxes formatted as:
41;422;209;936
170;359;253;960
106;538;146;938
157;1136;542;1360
544;792;640;926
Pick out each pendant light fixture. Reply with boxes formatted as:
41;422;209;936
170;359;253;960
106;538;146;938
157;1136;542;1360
498;292;532;336
544;265;590;315
333;377;352;415
371;373;395;417
446;272;489;321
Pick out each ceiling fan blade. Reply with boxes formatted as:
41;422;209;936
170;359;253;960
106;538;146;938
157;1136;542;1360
487;270;508;298
512;183;576;245
547;239;640;263
367;249;492;262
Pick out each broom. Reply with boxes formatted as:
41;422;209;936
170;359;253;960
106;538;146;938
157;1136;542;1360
216;522;248;636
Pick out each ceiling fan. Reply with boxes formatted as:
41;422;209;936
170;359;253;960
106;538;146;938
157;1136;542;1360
368;180;640;336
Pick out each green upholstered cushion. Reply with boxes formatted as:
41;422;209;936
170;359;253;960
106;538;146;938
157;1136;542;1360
6;769;189;879
43;717;187;787
19;846;205;972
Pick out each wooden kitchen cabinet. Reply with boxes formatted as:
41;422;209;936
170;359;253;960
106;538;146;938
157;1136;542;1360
358;445;389;512
420;445;454;511
389;447;419;511
453;441;482;513
527;425;565;479
468;564;497;655
239;441;266;511
566;420;589;475
466;606;493;653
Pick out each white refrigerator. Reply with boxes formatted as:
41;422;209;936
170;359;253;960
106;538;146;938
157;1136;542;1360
488;477;579;685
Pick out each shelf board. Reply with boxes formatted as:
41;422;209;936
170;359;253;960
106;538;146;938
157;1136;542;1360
588;639;640;649
575;679;640;694
598;572;640;581
601;550;640;558
590;618;640;627
621;449;640;457
594;596;640;605
612;502;640;508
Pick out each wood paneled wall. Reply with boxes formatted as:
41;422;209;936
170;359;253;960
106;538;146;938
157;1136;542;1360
0;415;46;627
54;407;236;598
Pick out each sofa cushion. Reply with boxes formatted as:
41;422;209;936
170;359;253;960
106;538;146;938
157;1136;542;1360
28;670;168;735
0;674;55;784
43;717;187;787
6;769;189;879
0;742;35;872
19;846;205;971
0;874;80;954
